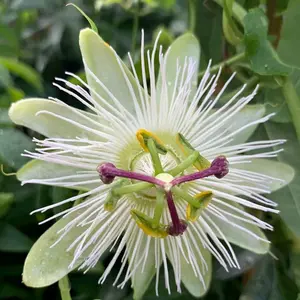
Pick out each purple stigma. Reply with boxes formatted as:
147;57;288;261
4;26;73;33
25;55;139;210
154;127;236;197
97;163;116;184
211;155;229;179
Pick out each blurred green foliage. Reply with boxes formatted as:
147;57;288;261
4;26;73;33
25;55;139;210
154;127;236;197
1;0;300;299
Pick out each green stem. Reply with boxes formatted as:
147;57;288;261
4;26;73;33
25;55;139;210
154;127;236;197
198;52;246;78
213;0;247;25
188;0;196;33
153;189;165;226
58;276;72;300
169;151;199;176
114;182;152;195
172;186;200;208
131;2;140;56
147;139;164;175
282;78;300;140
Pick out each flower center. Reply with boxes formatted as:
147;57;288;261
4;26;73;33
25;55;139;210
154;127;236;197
97;129;229;238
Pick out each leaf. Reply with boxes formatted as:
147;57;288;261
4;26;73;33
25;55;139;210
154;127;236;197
0;128;34;169
278;0;300;69
0;64;12;87
0;57;43;92
0;193;14;219
263;122;300;237
243;8;293;76
0;108;13;126
0;222;33;252
240;255;298;300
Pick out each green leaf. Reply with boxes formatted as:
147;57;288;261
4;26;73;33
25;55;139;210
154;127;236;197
0;64;12;87
79;28;144;114
131;237;157;300
17;160;98;191
157;33;200;101
210;200;270;254
0;128;34;169
240;255;298;300
278;0;300;69
233;159;294;192
9;98;107;141
0;108;13;126
0;57;43;92
0;193;14;219
166;226;211;297
23;209;88;287
263;122;300;237
243;8;293;76
0;222;33;252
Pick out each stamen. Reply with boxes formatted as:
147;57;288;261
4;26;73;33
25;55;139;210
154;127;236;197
171;156;229;186
97;163;165;186
136;129;167;154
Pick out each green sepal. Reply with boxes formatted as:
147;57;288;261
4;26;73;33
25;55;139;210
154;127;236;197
176;133;210;170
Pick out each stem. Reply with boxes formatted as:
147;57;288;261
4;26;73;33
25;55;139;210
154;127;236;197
282;78;300;140
131;1;139;56
213;0;247;25
114;182;153;195
188;0;196;33
198;52;246;78
153;189;165;226
147;139;163;175
58;275;72;300
168;151;199;176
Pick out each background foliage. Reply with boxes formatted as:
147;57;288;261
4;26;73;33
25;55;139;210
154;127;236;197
1;0;300;299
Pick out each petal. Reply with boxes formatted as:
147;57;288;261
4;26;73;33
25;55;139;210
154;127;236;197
157;33;200;100
224;104;266;145
9;98;106;140
232;158;295;192
23;209;88;287
131;237;157;300
79;28;143;114
208;200;270;254
17;160;99;191
166;227;212;297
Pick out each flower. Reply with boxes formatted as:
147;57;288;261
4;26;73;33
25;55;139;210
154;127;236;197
9;29;294;298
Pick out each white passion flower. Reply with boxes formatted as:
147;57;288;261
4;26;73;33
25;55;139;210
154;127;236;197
9;29;294;299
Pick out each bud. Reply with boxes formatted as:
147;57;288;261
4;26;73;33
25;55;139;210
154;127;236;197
186;191;213;222
176;133;210;171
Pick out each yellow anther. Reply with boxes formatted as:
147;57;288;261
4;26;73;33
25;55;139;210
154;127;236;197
136;129;167;154
176;133;210;171
131;209;168;238
186;191;212;222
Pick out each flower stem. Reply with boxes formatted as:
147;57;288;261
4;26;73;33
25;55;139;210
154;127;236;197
198;52;246;78
58;276;72;300
188;0;196;33
131;1;140;56
282;77;300;140
147;138;164;175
